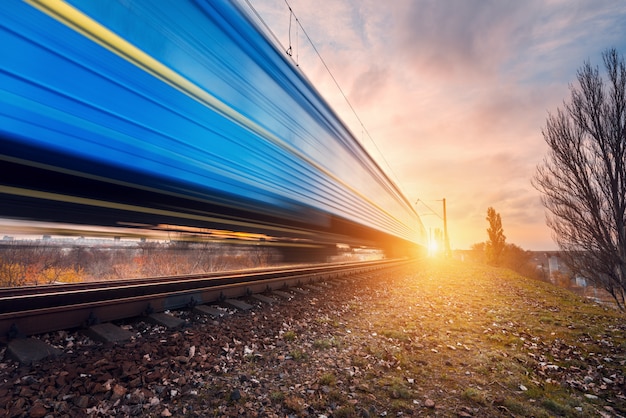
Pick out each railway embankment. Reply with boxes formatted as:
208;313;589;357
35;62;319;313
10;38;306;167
0;259;624;417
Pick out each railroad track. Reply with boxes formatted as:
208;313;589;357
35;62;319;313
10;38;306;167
0;259;410;344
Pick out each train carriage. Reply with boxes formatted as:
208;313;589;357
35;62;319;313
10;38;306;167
0;0;426;257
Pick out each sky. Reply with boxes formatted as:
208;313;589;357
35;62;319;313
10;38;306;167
244;0;626;251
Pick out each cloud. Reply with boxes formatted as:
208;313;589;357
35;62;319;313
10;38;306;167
246;0;626;249
349;66;389;106
390;0;533;82
389;0;626;85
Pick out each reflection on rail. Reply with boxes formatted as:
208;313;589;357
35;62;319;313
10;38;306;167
0;259;410;342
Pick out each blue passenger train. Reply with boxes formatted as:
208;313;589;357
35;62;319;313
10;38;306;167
0;0;426;257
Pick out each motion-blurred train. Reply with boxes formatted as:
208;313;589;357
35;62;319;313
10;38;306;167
0;0;426;259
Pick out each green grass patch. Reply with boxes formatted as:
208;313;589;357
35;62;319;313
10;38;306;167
313;337;341;349
282;330;296;341
462;387;488;405
318;372;336;386
289;349;307;360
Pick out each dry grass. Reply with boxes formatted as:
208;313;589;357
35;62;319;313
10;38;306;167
4;257;622;417
303;258;626;417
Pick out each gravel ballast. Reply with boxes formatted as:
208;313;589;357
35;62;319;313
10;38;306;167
0;260;625;417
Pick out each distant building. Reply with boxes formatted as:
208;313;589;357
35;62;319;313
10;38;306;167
548;255;560;277
575;276;587;287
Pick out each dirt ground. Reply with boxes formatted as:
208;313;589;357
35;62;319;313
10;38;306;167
0;259;624;417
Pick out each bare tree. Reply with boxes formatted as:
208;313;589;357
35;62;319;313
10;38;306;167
533;48;626;310
486;207;506;265
0;243;27;287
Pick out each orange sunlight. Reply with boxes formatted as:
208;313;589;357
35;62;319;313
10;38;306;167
427;237;440;257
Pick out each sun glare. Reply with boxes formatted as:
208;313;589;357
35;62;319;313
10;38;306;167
427;239;439;257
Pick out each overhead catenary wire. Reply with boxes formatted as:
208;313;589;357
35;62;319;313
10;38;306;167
241;0;410;212
281;0;400;184
286;6;293;56
415;199;443;220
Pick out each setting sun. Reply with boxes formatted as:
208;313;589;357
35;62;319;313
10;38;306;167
427;238;439;257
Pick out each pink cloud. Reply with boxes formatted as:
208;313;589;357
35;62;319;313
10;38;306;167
245;0;626;249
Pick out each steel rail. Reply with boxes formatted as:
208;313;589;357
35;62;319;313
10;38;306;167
0;260;383;297
0;259;410;342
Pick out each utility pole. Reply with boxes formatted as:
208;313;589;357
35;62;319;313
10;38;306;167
416;197;451;257
442;198;448;253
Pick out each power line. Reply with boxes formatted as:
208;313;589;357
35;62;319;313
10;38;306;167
242;0;407;202
281;0;401;187
415;199;443;220
416;198;451;256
